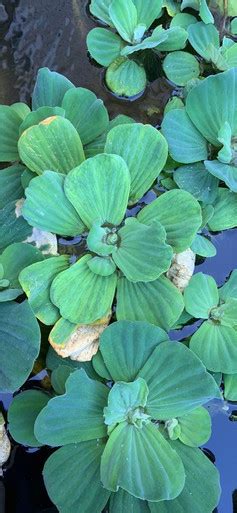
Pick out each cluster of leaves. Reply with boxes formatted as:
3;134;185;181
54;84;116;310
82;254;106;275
87;0;237;96
8;321;221;513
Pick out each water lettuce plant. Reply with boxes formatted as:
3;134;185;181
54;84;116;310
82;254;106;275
8;320;221;513
162;67;237;192
188;21;237;70
18;122;202;337
87;0;189;96
163;0;214;23
184;271;237;373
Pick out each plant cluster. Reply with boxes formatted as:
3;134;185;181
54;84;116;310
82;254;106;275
0;0;237;511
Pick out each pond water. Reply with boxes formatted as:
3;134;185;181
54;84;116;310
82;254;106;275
0;0;237;511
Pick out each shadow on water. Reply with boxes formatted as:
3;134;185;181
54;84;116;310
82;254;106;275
0;0;237;511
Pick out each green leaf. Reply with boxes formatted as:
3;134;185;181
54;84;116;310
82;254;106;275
149;440;221;513
104;378;149;426
121;27;168;56
18;116;85;175
35;369;108;445
208;188;237;231
190;320;237;373
138;190;202;252
174;162;219;203
88;255;116;276
170;12;198;29
106;57;146;97
188;21;219;60
154;26;188;51
84;114;136;159
43;440;110;513
0;242;44;288
23;171;85;236
46;345;100;381
109;489;150;513
0;200;32;253
99;320;168;382
32;67;75;109
132;0;163;27
0;300;40;392
65;153;130;228
184;273;219;319
19;106;65;135
50;254;117;324
112;218;172;282
190;234;216;257
205;160;237;193
109;0;137;43
87;221;119;256
0;105;23;162
162;109;208;163
186;68;237;147
62;87;109;145
19;255;69;325
89;0;113;25
219;269;237;301
116;275;184;330
8;390;50;446
87;28;124;66
211;298;237;327
231;17;237;35
11;102;31;120
224;373;237;401
105;123;168;203
176;406;211;447
163;51;200;86
51;365;75;394
101;421;185;500
0;164;24;209
138;341;219;419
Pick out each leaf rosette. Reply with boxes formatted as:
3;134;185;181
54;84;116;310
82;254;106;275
8;320;221;513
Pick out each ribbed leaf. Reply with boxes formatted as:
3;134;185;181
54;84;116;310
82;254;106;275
8;390;50;447
184;272;219;319
0;200;32;253
190;320;237;373
170;12;198;29
132;0;163;27
109;489;150;513
62;87;109;145
163;51;200;86
87;28;124;66
116;275;184;330
0;301;40;392
149;440;221;513
113;218;172;282
64;154;130;228
109;0;137;43
105;123;168;203
50;254;117;324
174;162;219;203
205;160;237;192
51;365;74;394
101;422;185;500
18;116;85;175
224;373;237;401
106;57;146;97
121;26;168;56
0;105;23;162
19;256;69;325
138;341;219;419
176;406;211;447
89;0;113;25
186;68;237;146
23;171;84;235
208;188;237;231
43;440;110;513
32;67;75;109
84;114;136;158
19;106;65;135
99;320;169;382
219;269;237;301
154;26;188;51
0;242;43;288
162;109;208;163
188;21;219;60
190;234;216;257
138;190;202;252
0;164;24;208
35;369;108;445
104;378;149;426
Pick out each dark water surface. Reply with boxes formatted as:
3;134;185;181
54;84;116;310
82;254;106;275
0;0;237;512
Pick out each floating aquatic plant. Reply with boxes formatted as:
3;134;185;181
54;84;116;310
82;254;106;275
8;321;221;513
87;0;189;96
